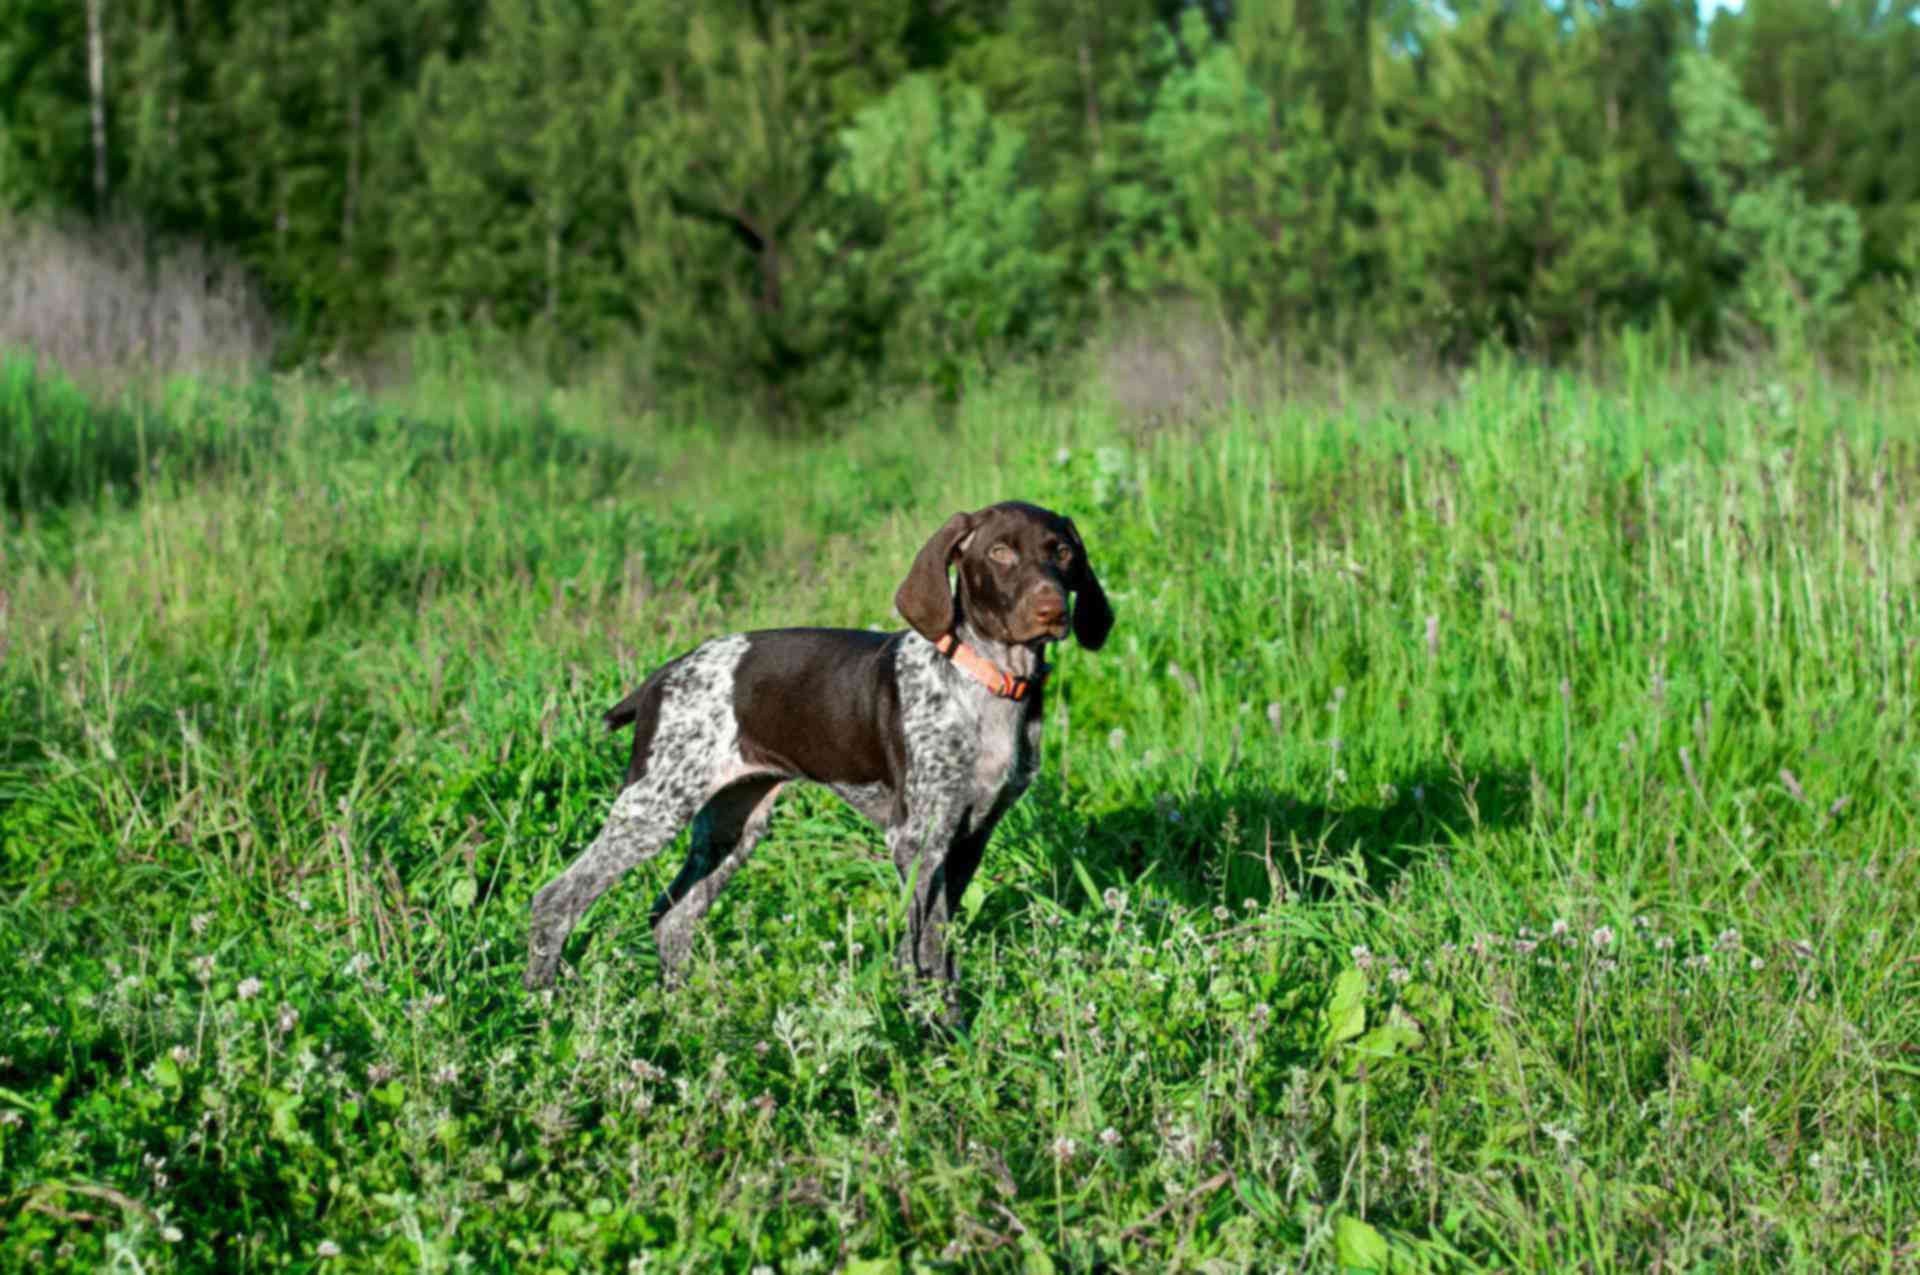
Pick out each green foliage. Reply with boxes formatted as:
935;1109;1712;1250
1110;10;1346;346
621;8;902;419
2;357;1918;1268
1673;50;1863;354
394;0;659;351
6;0;1920;405
834;74;1069;388
1367;4;1673;357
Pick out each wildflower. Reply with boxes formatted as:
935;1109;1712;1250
1550;919;1570;940
1590;925;1615;950
1250;1003;1271;1028
168;1045;193;1066
191;955;215;984
161;1226;183;1243
1512;938;1539;956
1542;1122;1577;1153
1749;956;1765;972
1350;944;1375;972
276;1004;299;1034
0;1111;22;1129
235;976;263;1002
432;1063;459;1087
1737;1105;1756;1131
1715;927;1742;953
1388;965;1412;987
1050;1135;1078;1163
848;942;864;958
189;913;213;937
1107;728;1127;752
1213;905;1231;922
1102;888;1127;914
1790;939;1814;960
629;1058;666;1083
365;1062;396;1085
1654;935;1675;952
317;1240;342;1258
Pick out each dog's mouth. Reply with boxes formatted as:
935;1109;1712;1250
1016;616;1071;644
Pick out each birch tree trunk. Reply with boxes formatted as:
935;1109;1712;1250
87;0;108;210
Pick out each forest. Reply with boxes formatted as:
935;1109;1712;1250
4;0;1918;414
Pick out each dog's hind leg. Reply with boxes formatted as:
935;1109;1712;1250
650;776;786;978
524;773;705;990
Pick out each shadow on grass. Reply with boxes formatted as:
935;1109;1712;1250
987;759;1533;922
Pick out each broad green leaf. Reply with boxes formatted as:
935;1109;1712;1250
1324;967;1367;1048
1335;1213;1390;1272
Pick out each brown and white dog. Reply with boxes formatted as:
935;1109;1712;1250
524;501;1113;997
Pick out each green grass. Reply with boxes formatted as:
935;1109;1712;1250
1;352;1916;1271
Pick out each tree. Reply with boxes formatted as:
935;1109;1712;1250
1672;48;1862;353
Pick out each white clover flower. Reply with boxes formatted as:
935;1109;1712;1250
317;1239;341;1258
1050;1135;1078;1162
1350;944;1375;972
1099;1127;1122;1148
235;977;263;1002
1590;925;1615;950
1388;965;1411;987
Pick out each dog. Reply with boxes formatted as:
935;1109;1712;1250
524;501;1112;996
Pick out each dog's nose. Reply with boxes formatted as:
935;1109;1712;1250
1032;595;1066;625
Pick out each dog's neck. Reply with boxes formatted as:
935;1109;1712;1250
951;617;1048;682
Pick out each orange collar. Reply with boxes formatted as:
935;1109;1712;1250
933;633;1049;701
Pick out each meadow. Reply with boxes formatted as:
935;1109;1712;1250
1;346;1916;1272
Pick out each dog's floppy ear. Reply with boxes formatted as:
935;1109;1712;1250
895;511;975;641
1065;518;1114;651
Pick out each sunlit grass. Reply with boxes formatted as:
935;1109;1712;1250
2;352;1916;1270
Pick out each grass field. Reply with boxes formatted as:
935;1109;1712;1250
2;349;1917;1272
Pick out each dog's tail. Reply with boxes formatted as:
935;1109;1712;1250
604;673;660;732
603;651;688;733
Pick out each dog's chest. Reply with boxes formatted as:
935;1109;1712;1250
969;694;1038;812
896;644;1042;823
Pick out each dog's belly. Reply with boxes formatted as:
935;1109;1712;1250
828;781;896;826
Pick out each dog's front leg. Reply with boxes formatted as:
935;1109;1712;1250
889;814;995;993
888;808;960;985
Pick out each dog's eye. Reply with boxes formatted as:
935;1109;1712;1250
1053;543;1074;565
989;543;1017;566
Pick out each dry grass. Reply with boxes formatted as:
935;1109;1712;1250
0;216;271;390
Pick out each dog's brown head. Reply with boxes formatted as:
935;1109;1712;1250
895;501;1113;651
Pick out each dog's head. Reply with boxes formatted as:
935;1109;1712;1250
894;501;1113;651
